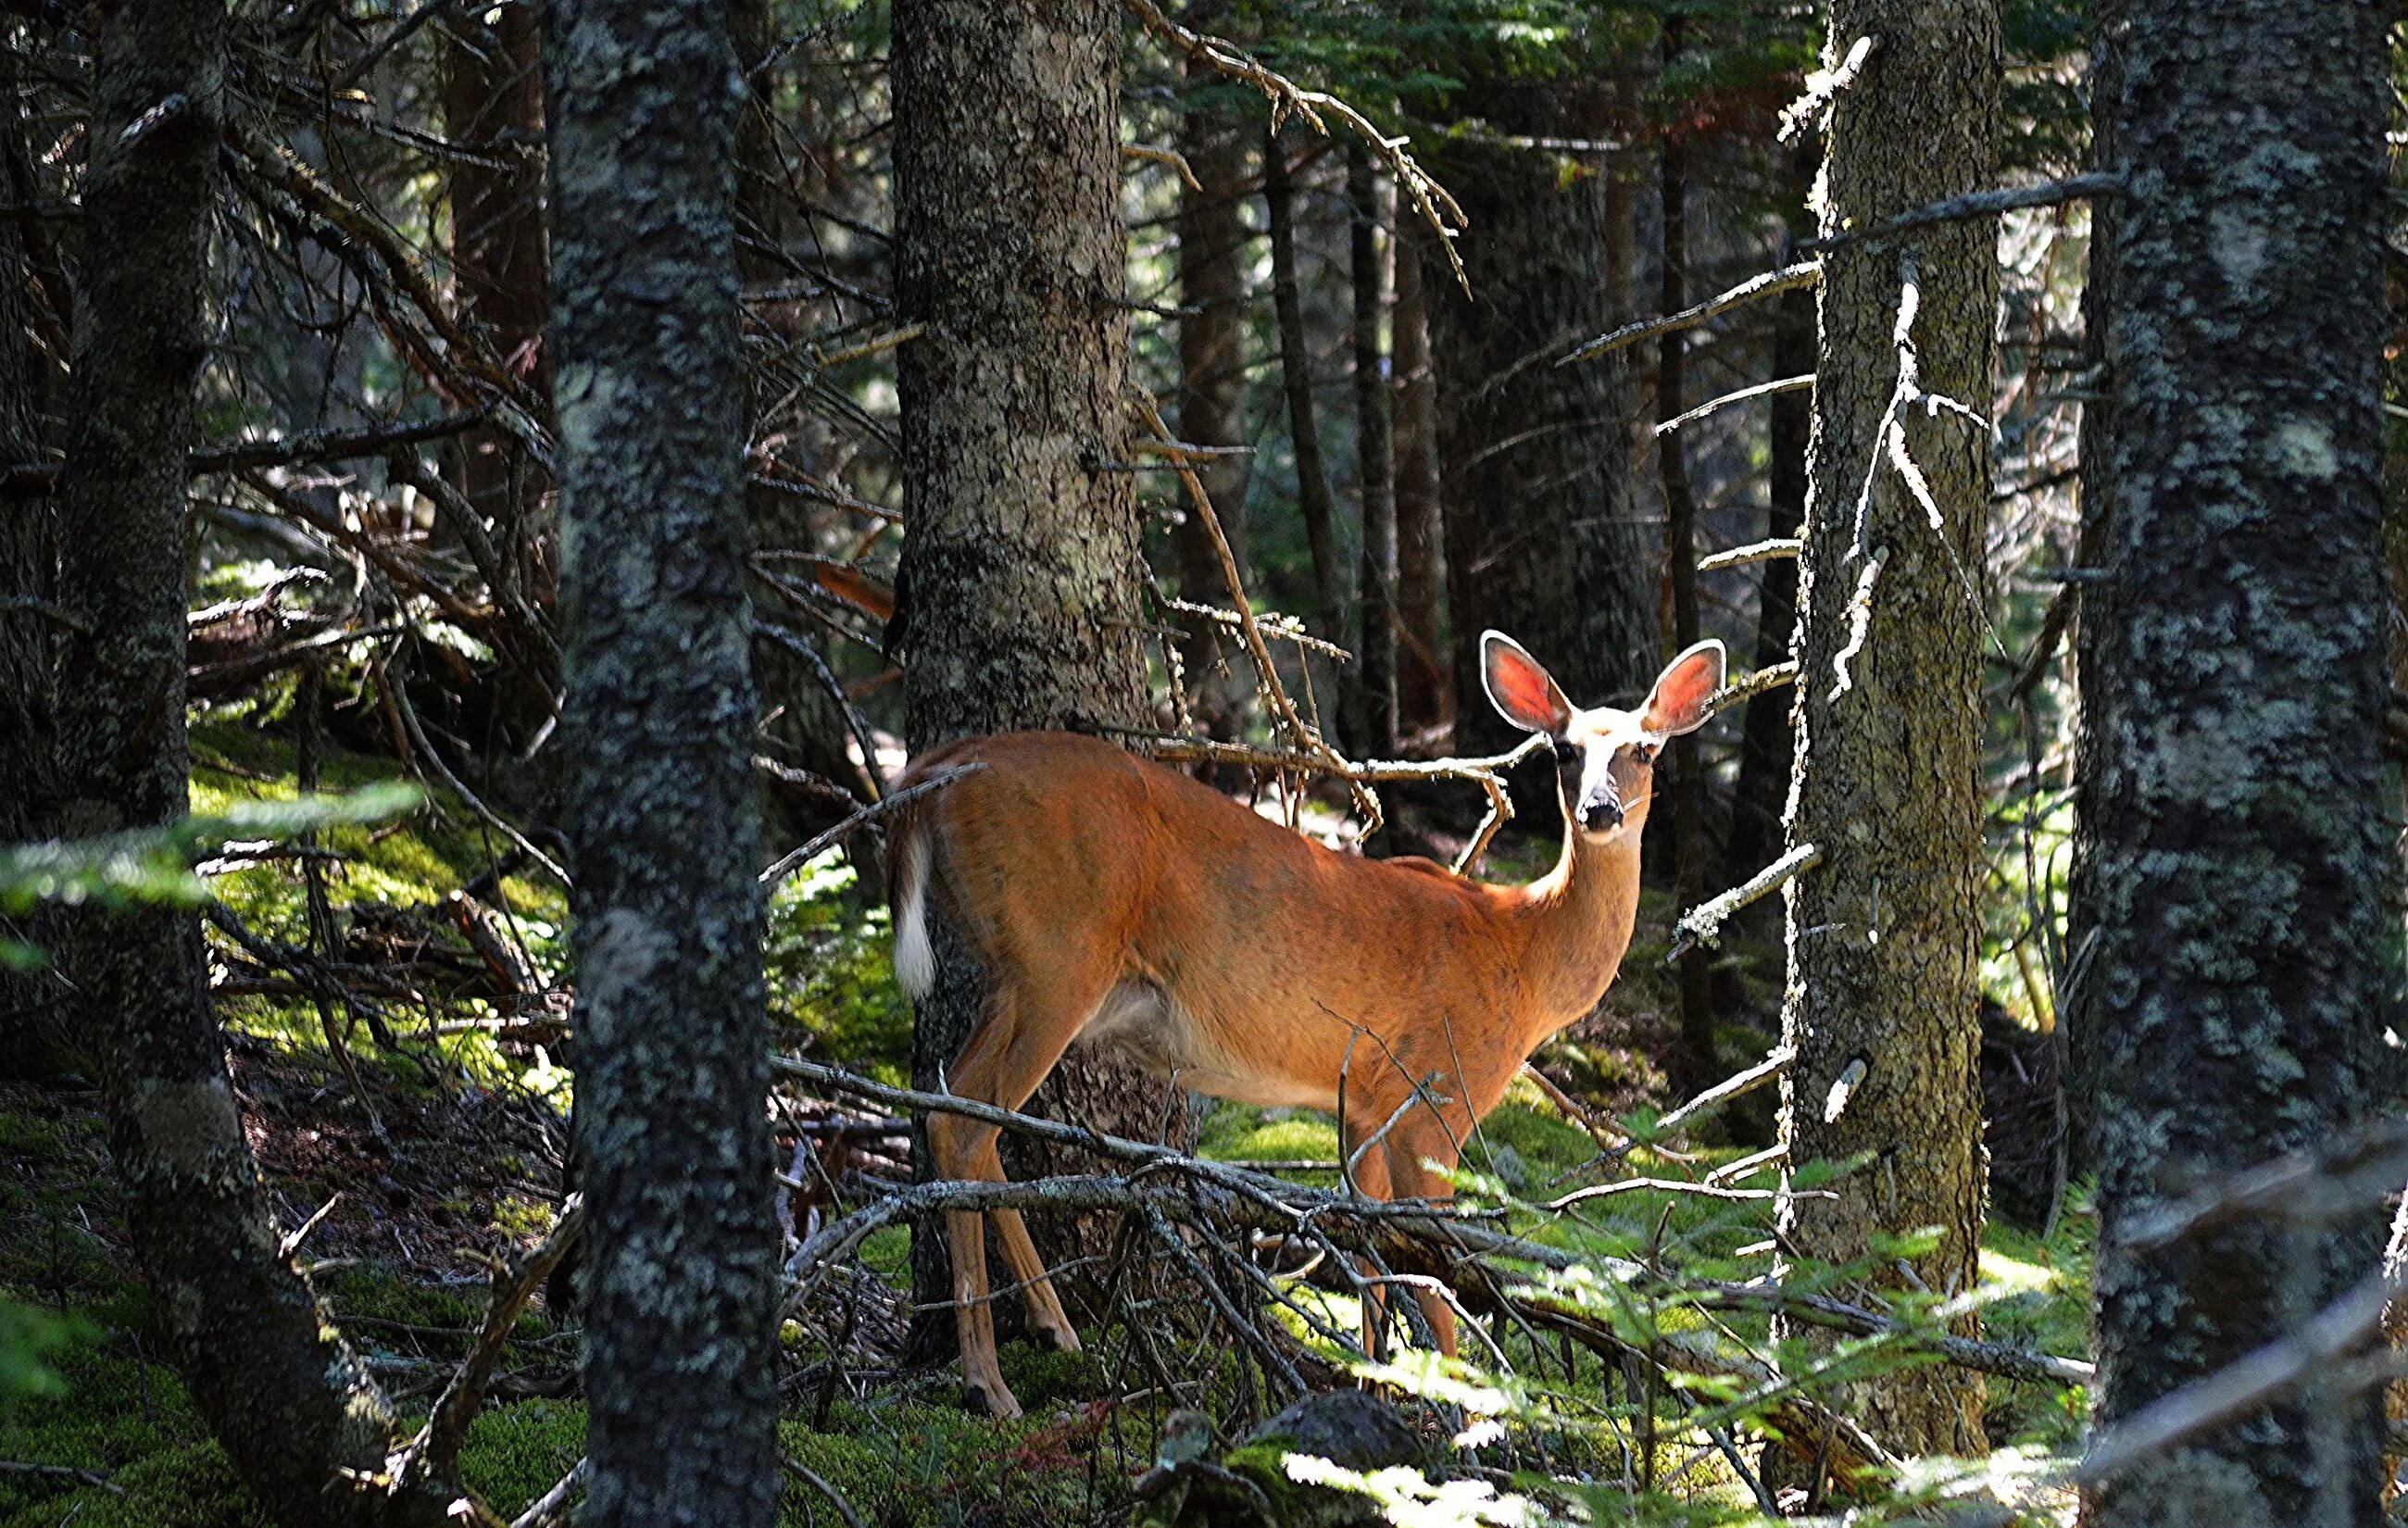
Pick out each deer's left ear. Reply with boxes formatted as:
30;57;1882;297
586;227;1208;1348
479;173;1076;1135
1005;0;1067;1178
1641;640;1726;736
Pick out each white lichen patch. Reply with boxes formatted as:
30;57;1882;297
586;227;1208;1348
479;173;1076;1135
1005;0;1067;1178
2263;416;2338;482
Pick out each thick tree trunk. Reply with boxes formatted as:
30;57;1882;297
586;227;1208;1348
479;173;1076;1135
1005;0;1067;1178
1425;109;1655;820
543;4;782;1524
1776;0;1999;1458
1348;144;1397;765
1391;219;1445;734
54;7;454;1525
2076;6;2398;1523
890;0;1194;1362
1654;37;1715;1091
1172;83;1255;740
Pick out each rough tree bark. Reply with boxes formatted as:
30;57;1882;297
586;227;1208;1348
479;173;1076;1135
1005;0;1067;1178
1775;0;1999;1458
1172;73;1255;740
889;0;1195;1359
1348;143;1397;764
1424;106;1655;802
1390;219;1446;734
542;2;781;1524
2076;5;2399;1524
52;6;456;1525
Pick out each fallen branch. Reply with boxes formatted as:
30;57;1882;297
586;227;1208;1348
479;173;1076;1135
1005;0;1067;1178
412;1195;586;1477
508;1459;586;1528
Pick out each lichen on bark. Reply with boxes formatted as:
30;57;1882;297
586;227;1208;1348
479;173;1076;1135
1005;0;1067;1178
1775;0;2000;1459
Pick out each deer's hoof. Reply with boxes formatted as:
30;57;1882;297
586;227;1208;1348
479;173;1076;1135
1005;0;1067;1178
964;1371;1023;1422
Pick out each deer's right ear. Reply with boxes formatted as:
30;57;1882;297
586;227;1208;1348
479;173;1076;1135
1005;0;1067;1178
1481;631;1574;737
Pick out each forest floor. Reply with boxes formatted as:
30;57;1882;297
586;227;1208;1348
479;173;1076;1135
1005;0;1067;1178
0;717;2092;1527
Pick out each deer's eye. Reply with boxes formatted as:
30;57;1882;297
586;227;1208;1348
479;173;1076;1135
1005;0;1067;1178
1632;743;1660;766
1553;740;1581;766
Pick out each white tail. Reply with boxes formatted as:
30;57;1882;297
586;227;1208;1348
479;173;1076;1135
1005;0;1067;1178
889;634;1726;1417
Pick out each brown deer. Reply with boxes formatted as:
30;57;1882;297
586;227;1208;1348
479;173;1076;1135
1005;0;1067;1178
887;632;1725;1417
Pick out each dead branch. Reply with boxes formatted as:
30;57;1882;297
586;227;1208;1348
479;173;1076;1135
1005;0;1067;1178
2120;1115;2408;1254
1562;262;1821;365
1122;0;1469;291
1702;662;1797;721
1655;375;1813;437
773;1054;2092;1393
758;762;984;887
1653;1046;1798;1142
507;1459;586;1528
1800;171;2123;257
1779;34;1878;143
1669;845;1822;961
412;1195;586;1476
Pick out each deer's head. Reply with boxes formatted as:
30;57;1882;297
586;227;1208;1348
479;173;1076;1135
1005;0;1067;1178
1482;633;1726;837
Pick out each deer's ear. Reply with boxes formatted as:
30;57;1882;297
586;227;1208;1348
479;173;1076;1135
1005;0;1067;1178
1642;640;1726;736
1481;631;1574;736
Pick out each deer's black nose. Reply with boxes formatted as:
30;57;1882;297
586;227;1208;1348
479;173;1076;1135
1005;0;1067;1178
1576;791;1623;831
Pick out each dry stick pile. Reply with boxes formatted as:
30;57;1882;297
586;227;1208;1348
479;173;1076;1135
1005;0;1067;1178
771;1052;2092;1484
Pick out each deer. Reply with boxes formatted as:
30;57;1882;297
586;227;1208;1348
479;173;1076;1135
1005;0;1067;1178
885;632;1726;1418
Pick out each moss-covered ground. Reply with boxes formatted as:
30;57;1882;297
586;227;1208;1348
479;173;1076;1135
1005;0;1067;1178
0;720;2093;1526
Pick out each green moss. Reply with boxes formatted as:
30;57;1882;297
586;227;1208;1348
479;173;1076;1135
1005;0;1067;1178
778;1396;1091;1527
0;1321;211;1523
0;1443;269;1528
996;1340;1107;1411
458;1399;585;1520
764;852;909;1079
0;1115;66;1164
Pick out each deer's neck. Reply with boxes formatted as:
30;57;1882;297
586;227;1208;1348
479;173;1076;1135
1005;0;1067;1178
1519;805;1648;1034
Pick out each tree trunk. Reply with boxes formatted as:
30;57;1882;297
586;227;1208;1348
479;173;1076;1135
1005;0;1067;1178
1348;144;1397;766
441;0;556;745
2077;5;2397;1523
890;0;1195;1361
543;3;782;1523
1172;80;1255;740
1654;27;1715;1092
1391;219;1445;735
2063;0;2125;1196
53;7;455;1525
1265;125;1348;687
0;37;72;1081
1775;0;1999;1458
1721;147;1816;902
732;0;877;839
1424;109;1655;823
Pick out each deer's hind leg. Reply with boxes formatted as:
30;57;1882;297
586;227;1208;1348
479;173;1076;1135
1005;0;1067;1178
927;960;1117;1418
